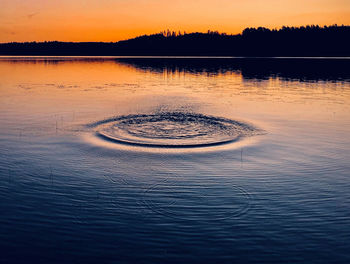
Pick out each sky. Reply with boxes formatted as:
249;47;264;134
0;0;349;43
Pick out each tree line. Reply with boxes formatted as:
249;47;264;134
0;25;349;56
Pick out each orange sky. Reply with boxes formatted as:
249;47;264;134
1;0;349;43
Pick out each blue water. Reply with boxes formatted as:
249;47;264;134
0;57;350;263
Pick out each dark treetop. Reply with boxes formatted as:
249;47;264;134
0;25;349;56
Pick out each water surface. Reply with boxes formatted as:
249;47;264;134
0;57;350;263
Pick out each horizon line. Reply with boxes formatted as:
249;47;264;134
1;23;348;45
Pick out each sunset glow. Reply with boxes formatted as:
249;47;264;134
1;0;349;43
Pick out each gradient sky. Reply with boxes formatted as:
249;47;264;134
0;0;349;42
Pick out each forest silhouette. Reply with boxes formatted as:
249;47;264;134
0;25;349;56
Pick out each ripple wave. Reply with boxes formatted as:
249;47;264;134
88;112;261;149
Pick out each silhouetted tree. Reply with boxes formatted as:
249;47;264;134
0;25;349;56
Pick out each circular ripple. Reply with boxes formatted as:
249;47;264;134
143;182;251;221
89;112;260;149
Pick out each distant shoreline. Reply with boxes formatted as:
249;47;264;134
1;25;349;56
0;55;350;60
1;56;350;59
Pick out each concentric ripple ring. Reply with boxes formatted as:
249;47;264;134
88;112;261;149
143;182;252;221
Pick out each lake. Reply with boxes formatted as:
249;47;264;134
0;57;349;263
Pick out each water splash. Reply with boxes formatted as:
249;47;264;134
88;112;262;149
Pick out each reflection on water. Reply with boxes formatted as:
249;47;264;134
115;57;350;82
0;57;350;263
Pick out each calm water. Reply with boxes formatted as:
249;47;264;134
0;57;350;263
